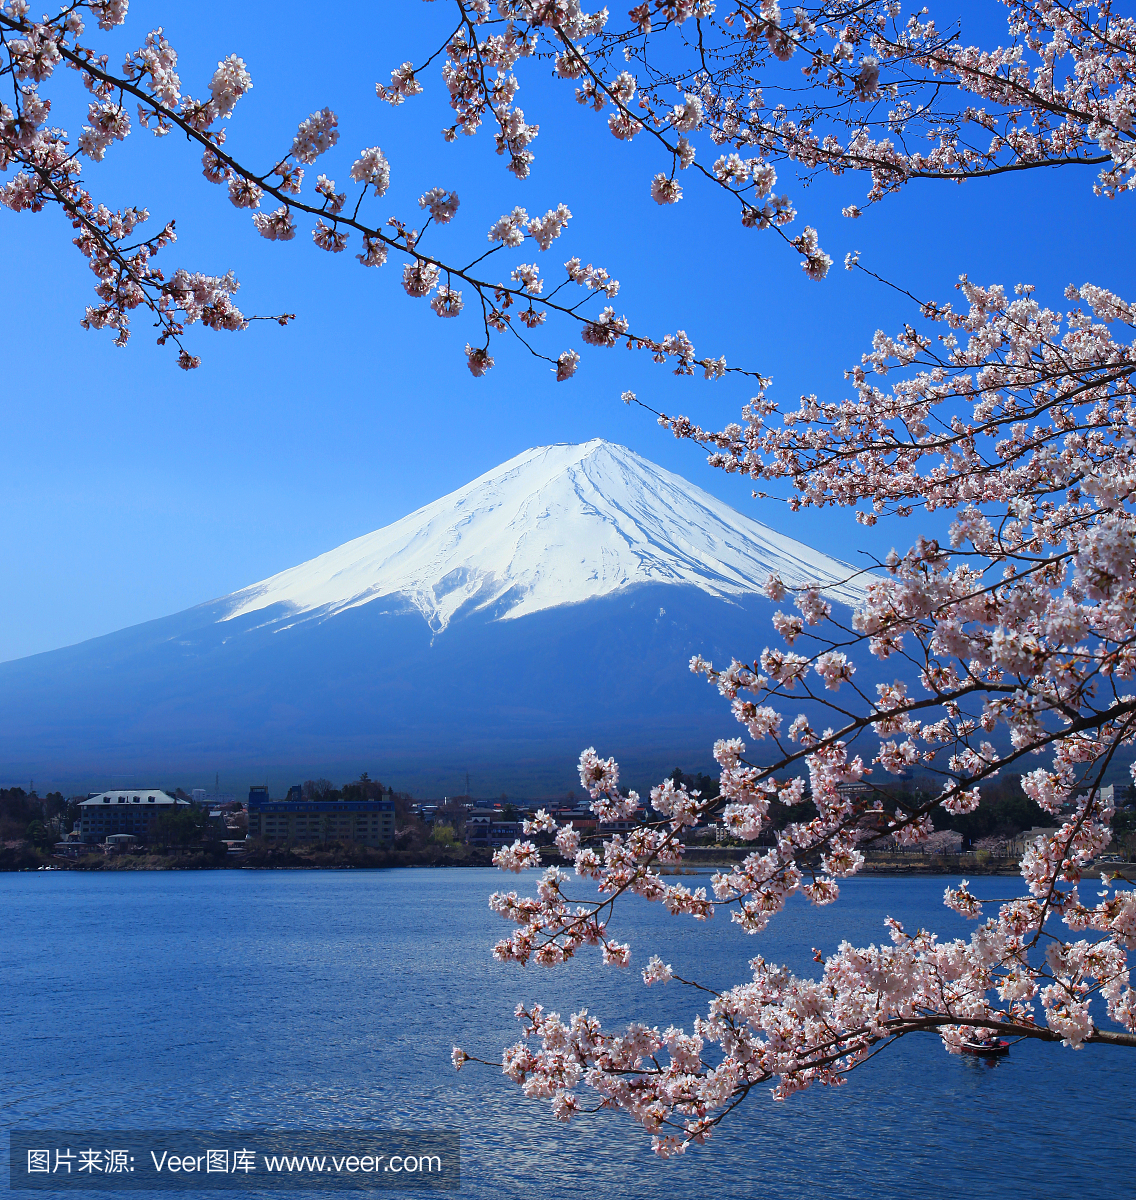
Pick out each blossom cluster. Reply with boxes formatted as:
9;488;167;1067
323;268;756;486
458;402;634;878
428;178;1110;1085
375;0;1136;285
478;889;1135;1153
458;273;1136;1152
8;0;1136;375
0;3;297;363
0;0;746;379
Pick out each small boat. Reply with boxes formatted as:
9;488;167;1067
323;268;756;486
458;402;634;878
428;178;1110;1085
961;1038;1009;1057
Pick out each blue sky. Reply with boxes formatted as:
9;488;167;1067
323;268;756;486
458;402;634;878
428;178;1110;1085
1;0;1132;661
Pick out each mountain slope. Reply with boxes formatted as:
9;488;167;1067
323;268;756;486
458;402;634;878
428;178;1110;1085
0;441;869;796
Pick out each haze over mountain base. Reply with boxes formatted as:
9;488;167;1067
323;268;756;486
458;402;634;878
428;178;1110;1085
0;586;799;797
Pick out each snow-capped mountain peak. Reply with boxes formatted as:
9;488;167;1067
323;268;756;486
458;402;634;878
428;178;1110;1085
221;439;863;633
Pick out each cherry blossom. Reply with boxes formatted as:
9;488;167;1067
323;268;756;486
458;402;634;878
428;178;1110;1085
0;0;782;377
419;186;459;223
349;147;390;196
290;107;339;165
456;268;1136;1151
430;284;464;317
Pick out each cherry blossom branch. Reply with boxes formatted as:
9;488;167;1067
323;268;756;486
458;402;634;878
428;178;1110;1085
465;263;1136;1149
0;3;758;378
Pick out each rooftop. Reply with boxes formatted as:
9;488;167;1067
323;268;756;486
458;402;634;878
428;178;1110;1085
80;790;185;807
248;798;394;812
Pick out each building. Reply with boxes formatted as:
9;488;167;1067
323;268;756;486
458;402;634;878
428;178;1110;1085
192;789;237;807
53;841;95;859
412;801;469;831
247;793;395;846
78;790;190;844
551;807;598;838
465;811;524;847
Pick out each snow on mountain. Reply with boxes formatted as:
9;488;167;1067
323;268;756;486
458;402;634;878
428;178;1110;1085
222;439;863;633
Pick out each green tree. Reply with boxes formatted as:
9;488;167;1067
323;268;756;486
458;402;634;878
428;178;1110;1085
155;806;211;849
432;824;457;847
25;819;51;849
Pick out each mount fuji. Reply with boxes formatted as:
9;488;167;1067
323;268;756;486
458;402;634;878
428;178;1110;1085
0;440;865;796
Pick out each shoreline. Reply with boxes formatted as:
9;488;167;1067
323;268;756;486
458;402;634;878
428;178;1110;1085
11;843;1132;876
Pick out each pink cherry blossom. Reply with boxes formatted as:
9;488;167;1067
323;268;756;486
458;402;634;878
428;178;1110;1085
350;147;390;196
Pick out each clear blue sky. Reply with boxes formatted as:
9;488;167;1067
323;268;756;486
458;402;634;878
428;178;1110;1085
1;0;1131;661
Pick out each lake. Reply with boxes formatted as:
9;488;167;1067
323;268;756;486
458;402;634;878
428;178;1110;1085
1;868;1130;1197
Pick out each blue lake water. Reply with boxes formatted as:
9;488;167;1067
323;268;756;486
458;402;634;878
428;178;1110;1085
1;868;1131;1198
